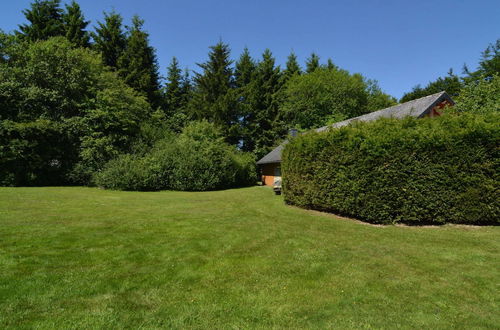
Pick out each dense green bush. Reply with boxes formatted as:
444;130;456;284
451;74;500;115
0;120;79;186
0;37;150;185
94;121;256;191
282;113;499;225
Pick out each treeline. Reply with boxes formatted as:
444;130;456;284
400;40;500;103
6;1;396;153
0;0;397;188
1;0;498;190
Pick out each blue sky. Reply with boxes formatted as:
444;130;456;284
1;0;499;99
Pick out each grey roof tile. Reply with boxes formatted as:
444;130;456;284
257;91;454;165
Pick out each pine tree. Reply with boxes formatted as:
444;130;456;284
117;15;161;107
62;1;90;47
245;49;283;156
180;68;192;103
306;52;320;73
161;59;192;132
92;11;126;69
18;0;64;41
189;41;239;144
327;58;338;71
282;51;301;83
235;48;257;150
465;39;500;83
234;47;256;88
164;57;184;113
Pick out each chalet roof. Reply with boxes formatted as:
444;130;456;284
256;91;454;165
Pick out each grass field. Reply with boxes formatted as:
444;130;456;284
0;186;498;329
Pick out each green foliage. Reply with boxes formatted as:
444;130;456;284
73;82;150;183
365;79;397;111
326;58;338;70
163;57;191;127
279;67;369;129
0;37;102;121
62;0;90;48
400;70;463;103
282;113;500;225
282;51;301;81
95;121;256;191
234;47;256;88
243;49;284;157
117;15;161;107
189;42;240;145
0;37;150;185
464;39;500;83
0;119;79;186
305;52;320;73
452;74;500;115
18;0;64;42
92;11;126;69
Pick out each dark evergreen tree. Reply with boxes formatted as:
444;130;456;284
235;47;256;88
18;0;64;41
117;15;161;107
235;48;257;150
180;68;192;103
92;11;126;69
400;69;463;102
244;49;283;156
327;58;338;70
160;58;192;132
62;1;90;47
282;51;301;82
305;52;320;73
189;41;239;144
164;57;185;113
464;39;500;83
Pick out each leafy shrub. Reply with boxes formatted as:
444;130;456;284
0;120;79;186
451;74;500;115
279;68;368;130
94;121;256;191
0;37;150;186
282;113;499;225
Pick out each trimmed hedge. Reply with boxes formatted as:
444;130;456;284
282;113;499;225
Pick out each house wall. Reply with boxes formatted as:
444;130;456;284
426;100;453;117
260;163;279;186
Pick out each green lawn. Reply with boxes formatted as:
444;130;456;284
0;186;498;329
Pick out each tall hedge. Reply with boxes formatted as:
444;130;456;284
282;113;499;225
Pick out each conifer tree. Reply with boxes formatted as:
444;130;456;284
117;15;161;107
161;58;192;132
189;41;239;144
327;58;338;71
235;48;257;150
282;51;301;82
180;68;192;103
464;39;500;83
18;0;64;41
92;11;126;69
164;57;184;113
235;47;256;88
244;49;283;155
62;1;90;48
305;52;320;73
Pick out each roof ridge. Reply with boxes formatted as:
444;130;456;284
258;91;453;164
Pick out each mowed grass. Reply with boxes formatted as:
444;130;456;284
0;187;498;329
